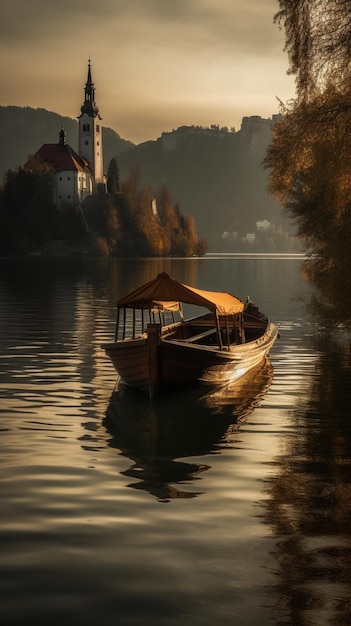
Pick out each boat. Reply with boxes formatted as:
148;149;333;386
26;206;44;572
102;272;278;397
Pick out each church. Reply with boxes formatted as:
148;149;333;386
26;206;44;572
27;61;105;210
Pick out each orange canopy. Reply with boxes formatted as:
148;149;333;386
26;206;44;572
116;273;244;315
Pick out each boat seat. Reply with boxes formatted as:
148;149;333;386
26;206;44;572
186;328;217;343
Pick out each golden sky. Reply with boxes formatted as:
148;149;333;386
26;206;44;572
1;0;295;144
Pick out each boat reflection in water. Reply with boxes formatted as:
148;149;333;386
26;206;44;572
103;358;274;502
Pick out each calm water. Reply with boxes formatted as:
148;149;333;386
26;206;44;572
1;255;351;626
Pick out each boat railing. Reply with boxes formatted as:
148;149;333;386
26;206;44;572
115;307;182;341
115;307;256;350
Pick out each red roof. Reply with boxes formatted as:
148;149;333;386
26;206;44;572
33;143;91;173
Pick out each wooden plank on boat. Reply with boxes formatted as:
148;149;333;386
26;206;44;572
186;328;217;343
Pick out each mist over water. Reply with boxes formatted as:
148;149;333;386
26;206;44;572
1;255;351;626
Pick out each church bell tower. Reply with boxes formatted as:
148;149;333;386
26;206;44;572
78;60;104;190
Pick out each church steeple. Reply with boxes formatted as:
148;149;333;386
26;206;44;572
78;59;104;190
81;59;99;117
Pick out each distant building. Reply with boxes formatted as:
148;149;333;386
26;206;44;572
256;219;272;231
243;233;256;244
25;60;105;210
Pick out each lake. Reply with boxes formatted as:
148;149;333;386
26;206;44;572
1;255;351;626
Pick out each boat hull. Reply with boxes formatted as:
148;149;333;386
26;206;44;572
103;322;278;396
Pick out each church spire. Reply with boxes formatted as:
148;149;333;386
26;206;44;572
80;58;99;117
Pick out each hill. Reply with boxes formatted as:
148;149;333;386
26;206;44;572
0;105;133;179
117;117;298;250
0;107;299;251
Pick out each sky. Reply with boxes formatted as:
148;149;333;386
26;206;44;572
0;0;295;145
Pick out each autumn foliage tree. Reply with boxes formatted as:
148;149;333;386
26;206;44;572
84;167;207;257
266;0;351;327
116;174;206;257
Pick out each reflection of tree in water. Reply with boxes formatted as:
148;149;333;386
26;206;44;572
103;359;273;503
262;334;351;625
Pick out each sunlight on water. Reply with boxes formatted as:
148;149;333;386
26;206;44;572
1;257;351;626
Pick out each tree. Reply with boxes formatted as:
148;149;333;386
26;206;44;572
120;165;141;209
266;1;351;327
274;0;351;101
0;160;55;254
106;157;120;193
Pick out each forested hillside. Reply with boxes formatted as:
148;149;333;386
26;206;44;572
117;119;298;250
0;106;133;179
0;106;299;251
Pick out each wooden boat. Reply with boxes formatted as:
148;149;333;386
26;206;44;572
102;272;278;397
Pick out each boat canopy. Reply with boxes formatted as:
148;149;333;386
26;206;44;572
116;272;244;315
150;300;181;312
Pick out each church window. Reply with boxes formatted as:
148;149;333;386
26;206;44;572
97;141;99;146
85;140;89;146
96;125;100;132
67;177;70;181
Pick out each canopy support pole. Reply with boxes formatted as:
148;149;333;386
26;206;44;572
147;324;161;398
215;311;223;350
225;316;230;349
122;308;126;340
114;308;120;342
